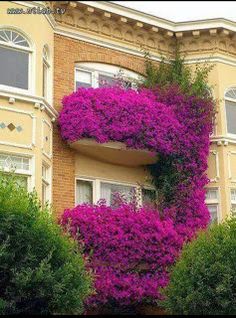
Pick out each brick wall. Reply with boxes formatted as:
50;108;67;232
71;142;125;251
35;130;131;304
53;34;147;216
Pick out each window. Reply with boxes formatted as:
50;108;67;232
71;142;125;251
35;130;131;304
75;177;156;207
0;153;31;189
205;188;219;223
75;70;92;90
230;189;236;217
101;182;135;206
42;163;51;207
43;46;50;99
76;179;93;205
75;62;140;91
225;87;236;135
0;29;31;90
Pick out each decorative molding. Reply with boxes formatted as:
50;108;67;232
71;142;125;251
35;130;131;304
227;151;236;182
211;136;236;145
0;106;36;149
0;88;58;118
209;150;220;182
41;118;53;159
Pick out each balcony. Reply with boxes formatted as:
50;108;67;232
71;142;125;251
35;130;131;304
69;138;157;167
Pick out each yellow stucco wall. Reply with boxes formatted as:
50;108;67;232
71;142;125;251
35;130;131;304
0;1;54;102
0;1;54;203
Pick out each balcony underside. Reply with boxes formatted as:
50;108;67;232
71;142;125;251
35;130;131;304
69;139;157;167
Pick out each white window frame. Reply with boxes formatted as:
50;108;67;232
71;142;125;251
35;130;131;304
42;161;51;206
0;27;34;94
74;62;141;91
205;187;220;223
224;87;236;138
230;188;236;217
0;152;33;191
42;45;50;101
75;176;156;206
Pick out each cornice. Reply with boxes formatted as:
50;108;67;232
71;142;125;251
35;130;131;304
10;1;236;63
0;88;58;119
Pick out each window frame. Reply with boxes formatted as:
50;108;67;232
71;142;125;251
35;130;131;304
0;28;33;94
230;188;236;217
42;161;51;206
75;176;156;207
224;87;236;138
42;45;50;101
0;152;33;191
74;63;141;91
205;187;220;223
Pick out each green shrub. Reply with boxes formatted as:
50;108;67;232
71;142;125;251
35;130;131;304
0;174;92;315
162;218;236;315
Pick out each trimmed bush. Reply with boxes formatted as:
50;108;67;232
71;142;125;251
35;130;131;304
0;175;91;315
162;218;236;315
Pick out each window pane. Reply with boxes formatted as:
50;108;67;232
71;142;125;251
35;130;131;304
207;205;218;223
98;74;117;87
100;182;134;206
42;182;48;207
76;81;92;89
0;154;29;171
0;46;29;89
142;188;157;207
226;100;236;134
43;62;48;98
75;70;92;90
206;189;218;200
231;189;236;202
76;180;93;205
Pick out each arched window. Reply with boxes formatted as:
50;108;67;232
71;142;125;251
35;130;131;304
0;29;31;90
74;62;141;91
225;87;236;135
42;45;50;99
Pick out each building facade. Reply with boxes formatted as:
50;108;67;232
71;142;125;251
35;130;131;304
1;1;236;222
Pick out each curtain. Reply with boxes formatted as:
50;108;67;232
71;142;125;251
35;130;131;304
76;180;92;205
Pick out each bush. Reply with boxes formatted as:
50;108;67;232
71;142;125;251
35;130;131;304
162;218;236;315
0;175;91;315
60;201;183;310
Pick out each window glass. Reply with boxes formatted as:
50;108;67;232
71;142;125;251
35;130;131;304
42;163;50;207
0;46;29;89
207;205;218;223
101;182;134;206
98;74;117;87
226;100;236;134
231;189;236;202
0;154;30;171
75;70;92;89
76;180;93;205
43;62;48;98
0;30;29;47
205;189;218;200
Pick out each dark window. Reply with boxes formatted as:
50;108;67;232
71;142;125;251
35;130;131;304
226;100;236;134
0;46;29;89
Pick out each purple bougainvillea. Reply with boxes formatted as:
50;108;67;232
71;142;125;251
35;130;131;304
61;202;183;307
59;85;214;308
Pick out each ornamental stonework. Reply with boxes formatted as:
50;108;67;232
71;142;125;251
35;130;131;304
49;2;236;59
